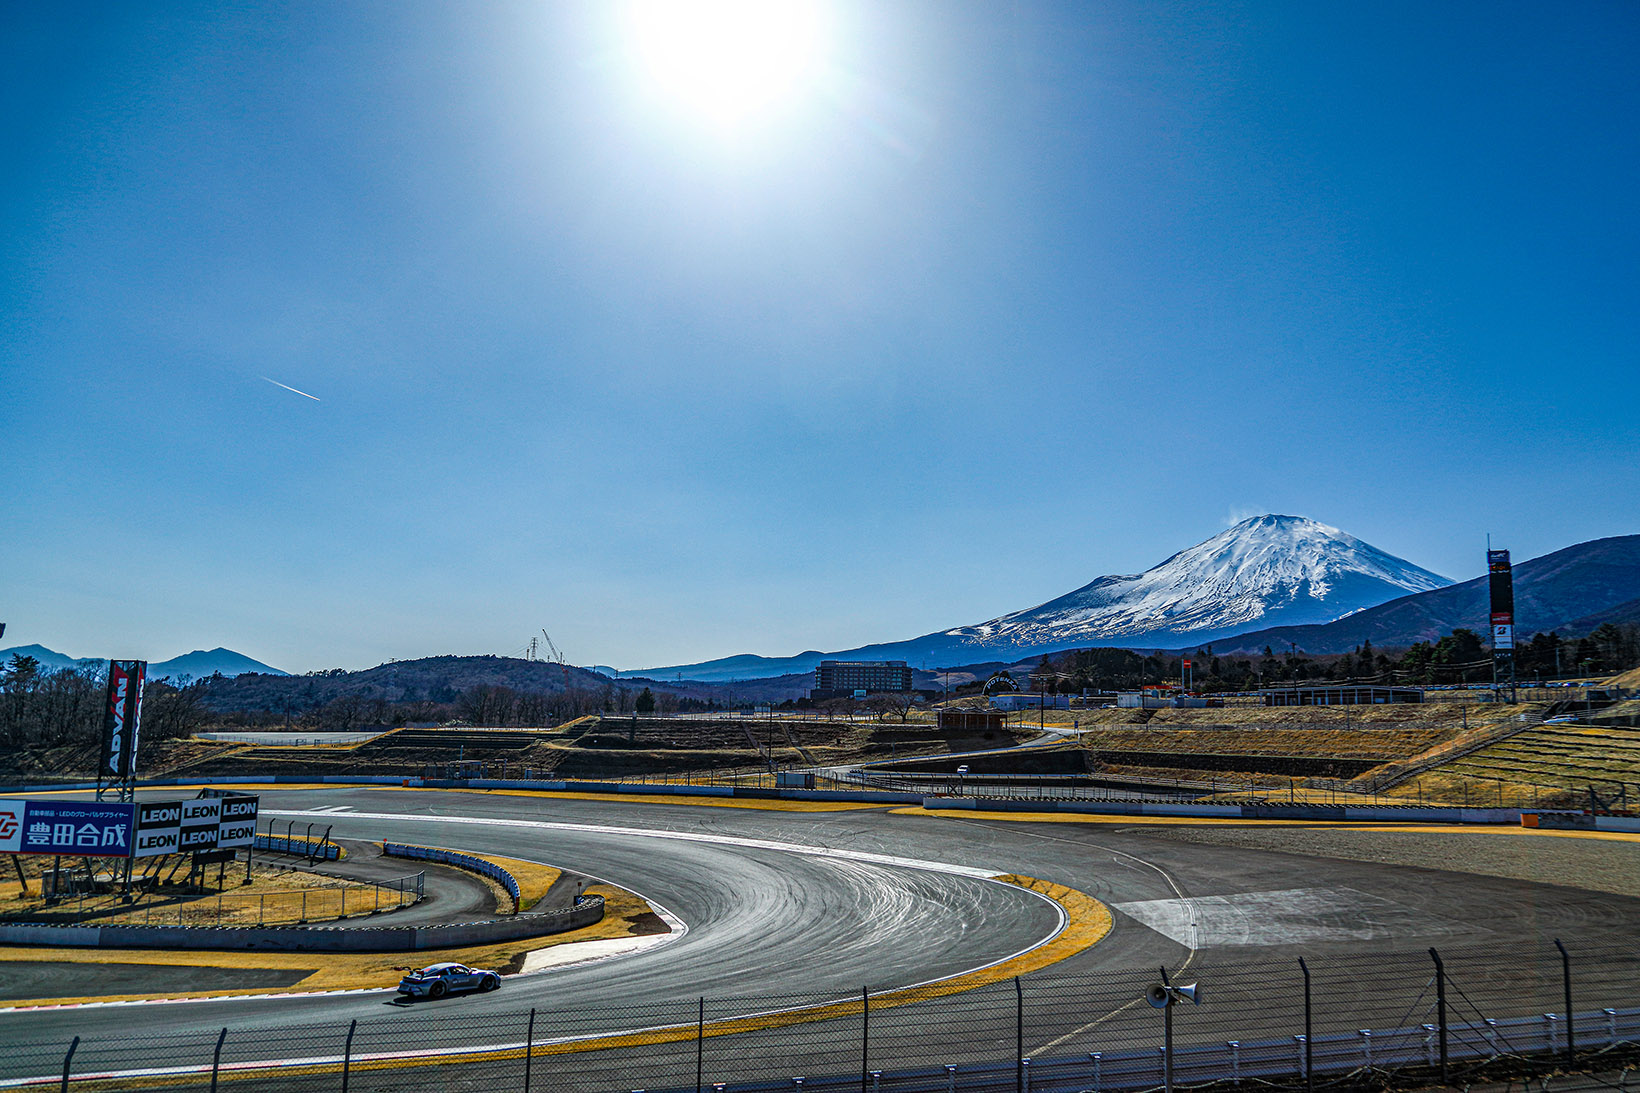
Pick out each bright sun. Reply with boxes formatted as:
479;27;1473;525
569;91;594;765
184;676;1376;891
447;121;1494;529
627;0;830;130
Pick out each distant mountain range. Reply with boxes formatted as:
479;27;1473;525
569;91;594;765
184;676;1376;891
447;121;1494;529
0;645;287;680
1208;534;1640;655
637;515;1455;682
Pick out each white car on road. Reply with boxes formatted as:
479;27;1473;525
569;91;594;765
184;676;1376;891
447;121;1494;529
396;962;500;999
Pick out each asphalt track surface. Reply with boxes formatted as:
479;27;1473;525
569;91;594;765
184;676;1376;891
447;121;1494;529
3;785;1639;1086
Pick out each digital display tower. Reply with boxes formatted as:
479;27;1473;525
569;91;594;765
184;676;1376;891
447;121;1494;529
1488;550;1516;700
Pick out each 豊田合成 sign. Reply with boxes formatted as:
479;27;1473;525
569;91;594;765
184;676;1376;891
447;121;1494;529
1;801;135;857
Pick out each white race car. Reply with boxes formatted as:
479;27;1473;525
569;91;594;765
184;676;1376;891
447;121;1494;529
396;962;501;999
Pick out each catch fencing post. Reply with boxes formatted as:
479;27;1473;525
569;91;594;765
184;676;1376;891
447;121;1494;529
1089;1052;1102;1092
1016;977;1024;1093
341;1018;356;1093
1429;947;1448;1083
1298;956;1313;1093
1555;938;1575;1062
525;1008;536;1093
60;1036;78;1093
210;1028;227;1093
861;987;869;1093
697;997;705;1093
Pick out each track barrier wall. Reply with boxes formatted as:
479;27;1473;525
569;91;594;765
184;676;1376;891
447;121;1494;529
381;842;523;913
11;937;1639;1092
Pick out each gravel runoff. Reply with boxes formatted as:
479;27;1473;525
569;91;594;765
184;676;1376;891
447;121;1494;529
1125;824;1640;899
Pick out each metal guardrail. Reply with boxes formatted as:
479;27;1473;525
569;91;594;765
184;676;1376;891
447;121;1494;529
382;841;522;913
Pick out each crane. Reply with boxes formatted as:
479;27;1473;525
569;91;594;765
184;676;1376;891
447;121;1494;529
542;630;571;689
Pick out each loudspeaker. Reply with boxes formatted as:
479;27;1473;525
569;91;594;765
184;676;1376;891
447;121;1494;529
1146;983;1170;1009
1175;983;1201;1005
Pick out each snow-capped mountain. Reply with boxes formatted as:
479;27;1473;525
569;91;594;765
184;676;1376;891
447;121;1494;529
947;515;1451;651
635;515;1453;680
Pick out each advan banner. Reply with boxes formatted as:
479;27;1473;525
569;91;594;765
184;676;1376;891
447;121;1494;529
99;660;146;780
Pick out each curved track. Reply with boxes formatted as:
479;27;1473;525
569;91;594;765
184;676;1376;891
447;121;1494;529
3;785;1638;1084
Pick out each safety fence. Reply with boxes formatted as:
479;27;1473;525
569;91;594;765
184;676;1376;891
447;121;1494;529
382;842;522;913
254;830;342;861
12;937;1639;1092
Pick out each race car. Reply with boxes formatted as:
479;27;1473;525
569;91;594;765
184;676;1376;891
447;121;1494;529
396;962;501;999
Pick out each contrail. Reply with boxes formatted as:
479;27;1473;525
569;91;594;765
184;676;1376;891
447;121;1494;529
260;376;321;401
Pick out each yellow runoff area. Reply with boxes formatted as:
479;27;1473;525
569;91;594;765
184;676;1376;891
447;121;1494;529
8;783;894;812
70;874;1111;1090
900;806;1640;843
0;883;655;1009
389;845;561;909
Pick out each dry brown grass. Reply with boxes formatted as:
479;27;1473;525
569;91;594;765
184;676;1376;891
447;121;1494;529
0;857;405;927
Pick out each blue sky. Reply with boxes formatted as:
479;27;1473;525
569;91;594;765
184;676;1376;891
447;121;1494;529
5;1;1637;674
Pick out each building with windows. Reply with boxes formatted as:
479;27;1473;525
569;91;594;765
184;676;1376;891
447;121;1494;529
810;660;913;701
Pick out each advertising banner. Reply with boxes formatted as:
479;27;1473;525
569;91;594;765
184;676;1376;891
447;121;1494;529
99;660;147;780
132;795;260;857
216;796;259;848
0;800;23;854
178;799;222;853
134;800;184;858
1487;550;1515;626
1493;623;1515;651
14;801;135;857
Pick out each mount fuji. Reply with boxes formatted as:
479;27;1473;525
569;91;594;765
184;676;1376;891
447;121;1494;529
636;516;1452;682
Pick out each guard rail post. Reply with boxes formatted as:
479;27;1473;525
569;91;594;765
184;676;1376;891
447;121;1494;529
697;996;705;1093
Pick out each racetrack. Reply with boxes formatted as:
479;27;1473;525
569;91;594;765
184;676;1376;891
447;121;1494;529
2;785;1638;1090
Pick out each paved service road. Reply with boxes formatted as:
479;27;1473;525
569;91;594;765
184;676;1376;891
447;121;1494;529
2;785;1638;1087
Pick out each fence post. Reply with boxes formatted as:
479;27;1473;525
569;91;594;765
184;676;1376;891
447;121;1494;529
341;1018;356;1093
60;1036;78;1093
1015;977;1024;1093
1555;938;1575;1062
1429;947;1448;1082
861;987;869;1093
1298;956;1313;1093
1359;1029;1373;1069
525;1007;535;1093
210;1027;227;1093
697;997;705;1093
1227;1041;1241;1085
1089;1052;1102;1092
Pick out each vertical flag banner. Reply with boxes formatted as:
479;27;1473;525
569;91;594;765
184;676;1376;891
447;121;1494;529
100;660;147;780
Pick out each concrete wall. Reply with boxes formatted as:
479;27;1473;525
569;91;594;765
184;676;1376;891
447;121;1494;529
0;896;604;953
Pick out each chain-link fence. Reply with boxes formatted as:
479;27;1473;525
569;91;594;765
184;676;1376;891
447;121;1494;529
14;937;1639;1092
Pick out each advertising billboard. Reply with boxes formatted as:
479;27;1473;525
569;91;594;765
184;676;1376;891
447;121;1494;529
5;801;135;857
133;796;260;858
1488;549;1516;685
99;660;146;780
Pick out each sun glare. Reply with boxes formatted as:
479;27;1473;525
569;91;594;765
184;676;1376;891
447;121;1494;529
628;0;830;130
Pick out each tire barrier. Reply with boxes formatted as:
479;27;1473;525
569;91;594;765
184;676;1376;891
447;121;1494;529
382;842;524;913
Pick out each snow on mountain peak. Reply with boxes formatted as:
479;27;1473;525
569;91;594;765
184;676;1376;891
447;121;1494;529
947;514;1450;650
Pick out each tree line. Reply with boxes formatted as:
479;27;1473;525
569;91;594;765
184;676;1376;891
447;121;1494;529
0;655;214;751
999;623;1640;695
